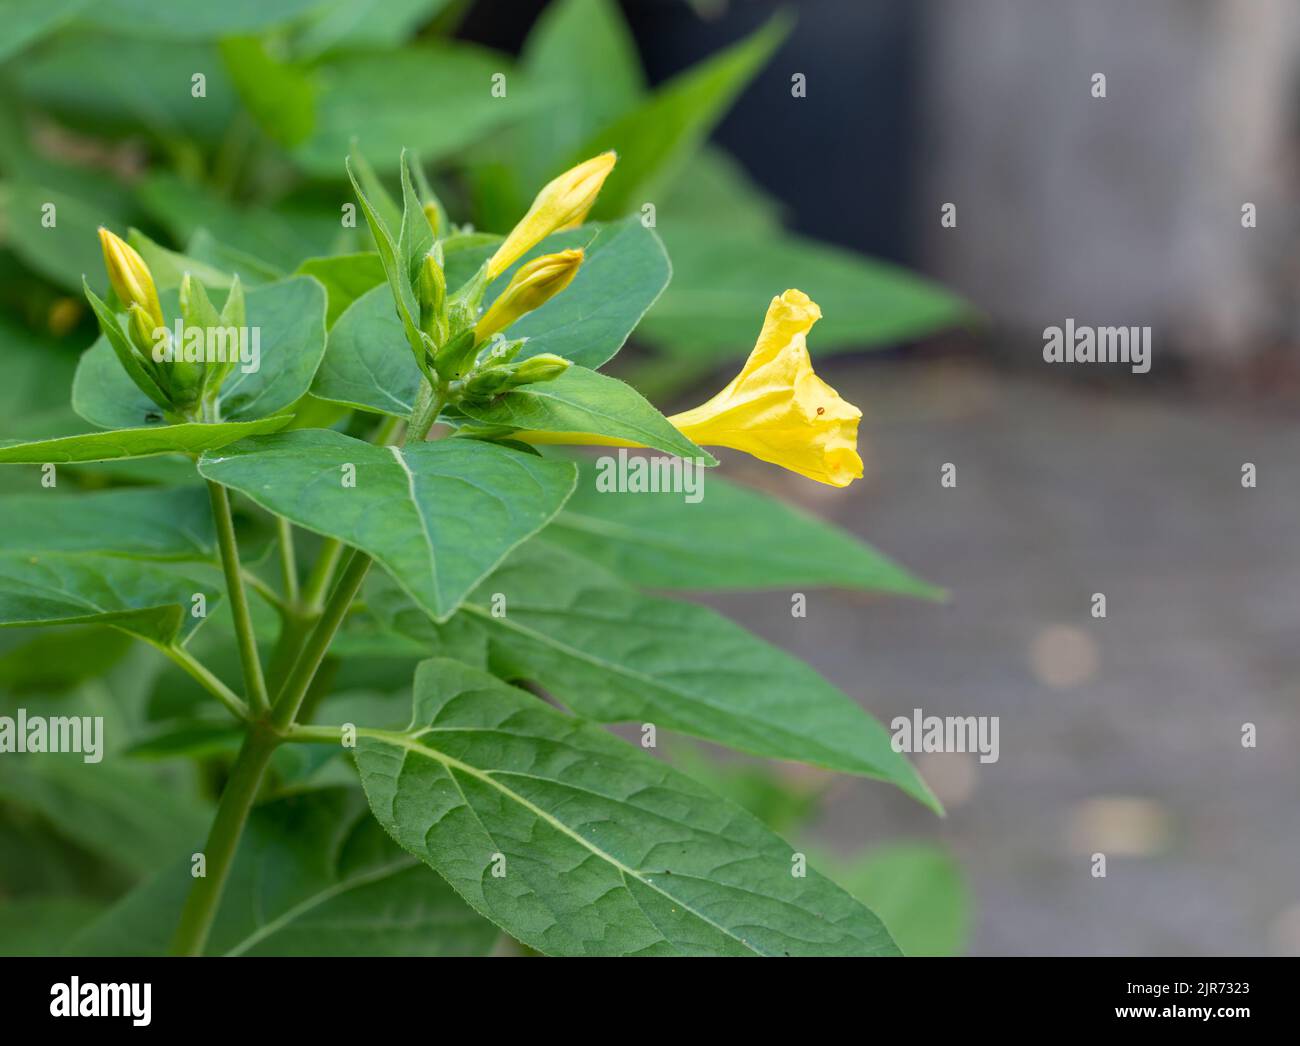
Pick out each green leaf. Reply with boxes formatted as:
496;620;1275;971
516;0;644;188
77;0;329;38
138;174;345;271
0;756;209;879
0;0;89;64
0;627;134;694
0;552;218;643
312;285;421;415
397;150;434;289
292;0;454;58
481;218;670;368
832;843;970;957
459;367;713;463
581;14;789;218
0;487;214;560
68;788;497;956
643;228;973;361
356;657;899;956
72;276;328;428
184;230;282;286
295;45;543;176
219;36;317;148
297;252;386;327
345;155;423;365
0;897;103;957
3;181;130;292
369;542;938;809
0;415;291;464
198;429;576;621
129;229;239;292
15;31;238;143
657;146;783;236
546;456;939;596
315;218;668;416
0;317;79;444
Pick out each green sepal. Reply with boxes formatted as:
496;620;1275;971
82;278;172;413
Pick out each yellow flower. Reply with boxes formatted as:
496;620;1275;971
475;249;583;341
97;227;164;330
518;289;865;488
486;152;615;281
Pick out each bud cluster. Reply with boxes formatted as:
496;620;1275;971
86;228;244;420
396;152;617;416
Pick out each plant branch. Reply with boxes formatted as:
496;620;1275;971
163;645;249;721
169;726;278;956
276;516;299;606
269;549;373;731
206;480;270;716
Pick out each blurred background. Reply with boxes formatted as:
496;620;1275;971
1;0;1297;956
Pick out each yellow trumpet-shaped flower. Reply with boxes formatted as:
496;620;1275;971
475;249;583;342
486;152;615;281
97;227;164;330
667;289;863;486
517;289;865;487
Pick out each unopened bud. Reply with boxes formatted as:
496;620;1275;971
507;352;571;387
486;152;615;280
475;249;583;342
98;227;163;329
422;202;441;238
418;250;447;340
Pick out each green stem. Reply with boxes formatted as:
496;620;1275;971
168;726;278;956
206;481;269;716
163;645;248;721
300;538;344;613
407;383;447;444
270;550;373;731
276;516;299;605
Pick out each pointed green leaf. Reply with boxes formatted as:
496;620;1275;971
547;456;940;596
198;430;576;621
369;542;937;809
0;488;214;560
0;415;291;464
580;14;789;218
356;658;900;956
459;367;713;462
69;788;497;957
0;552;218;643
295;45;542;176
296;252;386;327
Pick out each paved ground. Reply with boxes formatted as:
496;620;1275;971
695;358;1300;956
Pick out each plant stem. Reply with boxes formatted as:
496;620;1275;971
300;538;344;612
276;516;299;605
270;549;373;731
168;725;278;956
164;645;249;721
206;480;270;716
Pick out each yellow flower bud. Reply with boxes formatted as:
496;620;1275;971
474;248;583;342
486;153;615;281
97;227;163;330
